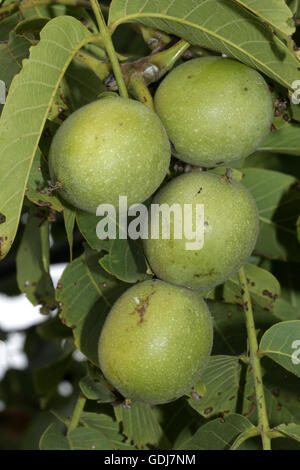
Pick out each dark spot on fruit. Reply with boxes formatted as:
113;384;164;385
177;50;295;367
204;407;213;415
190;391;200;400
197;187;202;194
57;283;62;289
0;213;6;224
244;87;248;91
274;109;281;117
187;75;192;79
251;282;255;287
270;124;276;132
227;312;232;319
283;114;289;122
276;403;282;411
132;292;155;324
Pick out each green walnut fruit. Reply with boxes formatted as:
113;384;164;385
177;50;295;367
143;172;259;291
49;97;171;213
98;279;213;405
154;57;274;167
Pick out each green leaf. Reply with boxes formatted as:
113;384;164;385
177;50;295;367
0;31;30;87
114;401;164;449
210;300;279;355
176;413;255;450
259;320;300;376
33;339;74;404
258;124;300;156
291;103;300;122
77;211;149;283
188;356;241;418
0;12;19;41
235;151;300;179
108;0;300;89
265;261;300;314
63;206;76;261
36;315;73;340
231;0;295;38
79;376;116;403
56;245;125;364
62;57;106;112
76;210;112;251
80;412;135;449
67;426;115;450
14;17;50;35
26;148;63;212
263;359;300;426
273;298;300;322
39;423;70;450
242;168;300;262
206;263;281;311
275;423;300;442
16;204;56;313
99;238;149;283
286;0;300;15
0;16;94;260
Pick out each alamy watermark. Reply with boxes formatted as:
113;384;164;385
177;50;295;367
291;340;300;365
0;80;6;105
96;196;205;251
292;80;300;105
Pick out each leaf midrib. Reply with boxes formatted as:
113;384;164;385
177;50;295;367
109;12;294;89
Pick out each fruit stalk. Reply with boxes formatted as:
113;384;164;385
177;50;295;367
90;0;128;99
128;74;154;109
67;393;86;434
238;266;271;450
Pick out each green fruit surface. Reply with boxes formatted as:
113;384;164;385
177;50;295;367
143;172;259;291
154;57;274;167
49;97;171;213
98;280;213;405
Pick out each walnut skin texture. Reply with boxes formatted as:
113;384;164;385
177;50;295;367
49;97;171;213
98;280;213;405
143;172;259;291
154;57;274;167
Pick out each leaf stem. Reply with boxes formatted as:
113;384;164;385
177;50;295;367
128;74;154;108
67;393;86;435
90;0;128;98
150;39;190;76
238;266;271;450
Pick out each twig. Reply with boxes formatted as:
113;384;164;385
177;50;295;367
90;0;128;98
238;266;271;450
